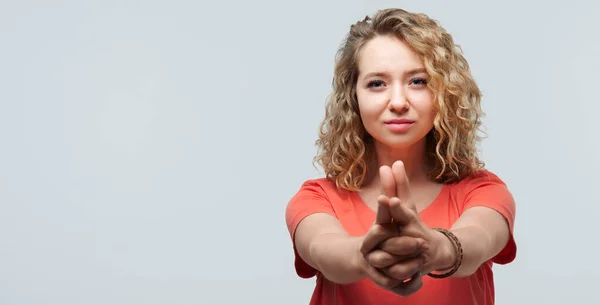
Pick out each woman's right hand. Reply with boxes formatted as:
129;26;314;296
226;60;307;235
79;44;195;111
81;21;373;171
355;165;428;296
358;197;427;296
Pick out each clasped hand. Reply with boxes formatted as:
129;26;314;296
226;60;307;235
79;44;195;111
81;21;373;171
358;161;445;296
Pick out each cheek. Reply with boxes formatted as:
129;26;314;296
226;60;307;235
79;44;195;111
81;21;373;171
357;90;386;115
357;103;382;130
356;91;375;119
410;92;436;117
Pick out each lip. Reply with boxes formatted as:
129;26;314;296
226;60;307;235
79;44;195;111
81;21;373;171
384;119;415;133
384;119;415;124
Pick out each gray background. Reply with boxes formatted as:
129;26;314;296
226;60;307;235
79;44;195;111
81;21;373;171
1;0;598;304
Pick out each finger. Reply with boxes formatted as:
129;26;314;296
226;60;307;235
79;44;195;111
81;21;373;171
363;264;402;290
387;197;415;225
391;161;413;204
365;248;422;269
359;223;397;255
380;165;396;198
391;273;424;296
365;249;403;268
379;236;426;256
375;195;392;224
382;256;425;282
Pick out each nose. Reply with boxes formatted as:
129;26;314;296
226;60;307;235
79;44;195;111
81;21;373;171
388;84;409;113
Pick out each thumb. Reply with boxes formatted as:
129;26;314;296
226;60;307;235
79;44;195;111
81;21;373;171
387;197;413;225
375;195;392;224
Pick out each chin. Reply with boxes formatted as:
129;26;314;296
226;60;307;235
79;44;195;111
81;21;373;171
370;130;429;150
373;137;418;150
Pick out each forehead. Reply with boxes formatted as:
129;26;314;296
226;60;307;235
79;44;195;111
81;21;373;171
357;35;424;75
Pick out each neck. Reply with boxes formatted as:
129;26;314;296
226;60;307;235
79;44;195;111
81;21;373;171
368;138;430;184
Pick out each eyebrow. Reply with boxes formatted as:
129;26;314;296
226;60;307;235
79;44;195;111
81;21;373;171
362;68;428;80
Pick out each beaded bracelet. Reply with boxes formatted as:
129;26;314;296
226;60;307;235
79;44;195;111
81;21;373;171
427;228;463;279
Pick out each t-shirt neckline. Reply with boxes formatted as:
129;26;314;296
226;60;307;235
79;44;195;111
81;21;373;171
351;183;450;218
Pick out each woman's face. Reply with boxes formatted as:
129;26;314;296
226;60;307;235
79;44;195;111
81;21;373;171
356;35;436;150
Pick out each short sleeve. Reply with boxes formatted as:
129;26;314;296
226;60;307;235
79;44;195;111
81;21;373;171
460;171;517;265
285;179;337;278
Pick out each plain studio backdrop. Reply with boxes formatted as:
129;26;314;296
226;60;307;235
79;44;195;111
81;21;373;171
1;0;598;304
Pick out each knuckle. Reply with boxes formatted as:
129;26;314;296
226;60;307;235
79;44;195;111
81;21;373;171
366;251;394;268
380;242;398;254
366;266;399;290
382;237;419;256
379;238;394;249
394;236;413;248
387;265;412;280
370;225;385;236
388;259;423;280
365;252;377;265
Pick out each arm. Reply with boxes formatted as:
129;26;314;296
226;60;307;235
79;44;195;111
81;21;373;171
294;213;366;284
431;206;512;277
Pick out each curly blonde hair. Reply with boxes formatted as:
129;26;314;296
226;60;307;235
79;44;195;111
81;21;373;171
314;8;486;191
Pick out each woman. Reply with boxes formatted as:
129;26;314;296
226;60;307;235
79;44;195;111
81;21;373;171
285;8;516;305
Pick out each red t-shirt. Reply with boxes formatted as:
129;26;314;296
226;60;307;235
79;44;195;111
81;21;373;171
285;170;516;305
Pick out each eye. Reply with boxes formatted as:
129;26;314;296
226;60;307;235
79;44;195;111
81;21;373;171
367;80;385;88
410;77;428;86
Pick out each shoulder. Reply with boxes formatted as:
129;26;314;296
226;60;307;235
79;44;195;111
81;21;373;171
291;177;352;201
297;177;337;191
285;177;353;239
446;169;514;210
456;169;507;185
450;169;509;195
286;177;357;218
448;169;516;217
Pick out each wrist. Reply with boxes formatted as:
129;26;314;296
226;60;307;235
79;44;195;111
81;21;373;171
309;234;368;284
352;236;369;279
431;229;457;273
